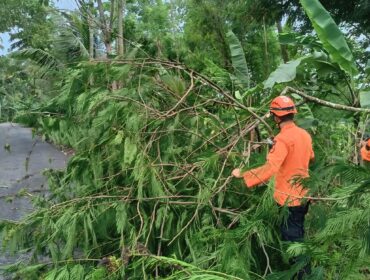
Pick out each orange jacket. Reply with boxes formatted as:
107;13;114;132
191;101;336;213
361;144;370;162
243;122;314;206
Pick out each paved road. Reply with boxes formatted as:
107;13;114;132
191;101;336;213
0;123;68;275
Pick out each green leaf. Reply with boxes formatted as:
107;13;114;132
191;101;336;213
263;57;305;89
359;90;370;108
161;74;186;95
90;267;107;280
243;84;263;97
365;59;370;75
55;267;70;280
115;203;128;234
62;215;77;259
300;0;358;76
226;30;250;89
278;32;298;45
70;265;85;280
48;242;59;262
124;137;138;165
204;58;230;86
235;90;242;100
313;59;339;77
15;48;61;77
279;32;322;49
112;130;124;145
44;269;58;280
150;170;165;197
17;264;46;276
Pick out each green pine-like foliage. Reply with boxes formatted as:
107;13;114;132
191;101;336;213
0;56;368;279
0;0;369;279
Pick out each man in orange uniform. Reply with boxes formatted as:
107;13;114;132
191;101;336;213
232;96;314;278
361;138;370;163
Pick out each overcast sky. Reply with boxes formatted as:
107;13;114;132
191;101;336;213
0;0;77;55
55;0;78;10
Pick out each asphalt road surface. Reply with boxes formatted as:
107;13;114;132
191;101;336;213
0;123;68;277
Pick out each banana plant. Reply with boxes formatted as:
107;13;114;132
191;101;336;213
300;0;358;77
262;0;370;112
226;30;250;90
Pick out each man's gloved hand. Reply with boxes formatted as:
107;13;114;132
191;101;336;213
232;168;243;178
266;137;274;149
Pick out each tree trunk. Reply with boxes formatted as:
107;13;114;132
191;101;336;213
276;19;289;63
263;16;270;78
96;0;114;57
88;0;94;60
117;0;125;57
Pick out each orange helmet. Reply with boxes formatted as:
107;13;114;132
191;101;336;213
270;96;297;117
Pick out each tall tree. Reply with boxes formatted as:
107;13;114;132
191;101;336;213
88;0;95;59
0;0;52;50
96;0;115;56
117;0;125;57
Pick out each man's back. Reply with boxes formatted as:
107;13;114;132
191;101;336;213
243;122;314;206
273;123;314;206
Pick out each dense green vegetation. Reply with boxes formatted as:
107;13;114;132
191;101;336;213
0;0;369;279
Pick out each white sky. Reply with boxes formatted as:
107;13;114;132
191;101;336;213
0;0;78;55
54;0;78;11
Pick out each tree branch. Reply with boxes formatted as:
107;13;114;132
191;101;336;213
92;58;274;135
281;86;370;113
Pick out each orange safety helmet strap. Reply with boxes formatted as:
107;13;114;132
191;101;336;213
270;96;297;117
269;106;296;112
